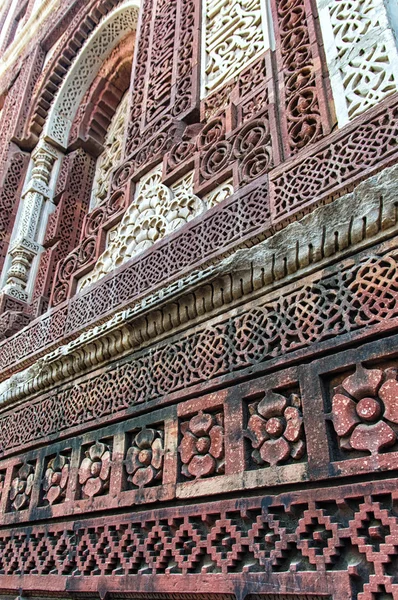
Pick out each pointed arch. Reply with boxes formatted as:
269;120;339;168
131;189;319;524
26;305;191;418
43;0;139;149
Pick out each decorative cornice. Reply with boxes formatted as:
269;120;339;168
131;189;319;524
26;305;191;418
1;163;397;408
1;91;397;379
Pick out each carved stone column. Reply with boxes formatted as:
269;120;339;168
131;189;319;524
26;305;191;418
2;141;58;301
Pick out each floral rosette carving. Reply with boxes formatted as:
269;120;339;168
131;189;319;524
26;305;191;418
78;441;111;498
10;463;35;511
43;454;70;505
245;391;306;467
125;427;164;488
179;411;225;479
331;364;398;455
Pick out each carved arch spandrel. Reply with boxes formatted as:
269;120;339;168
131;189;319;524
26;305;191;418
30;29;135;315
68;30;134;154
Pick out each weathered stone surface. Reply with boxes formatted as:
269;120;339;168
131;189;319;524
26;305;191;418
0;1;398;598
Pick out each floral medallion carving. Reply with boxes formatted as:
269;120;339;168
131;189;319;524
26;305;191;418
125;427;164;488
78;441;111;498
80;169;204;290
179;411;225;479
245;391;306;467
42;454;70;505
331;364;398;455
9;462;35;511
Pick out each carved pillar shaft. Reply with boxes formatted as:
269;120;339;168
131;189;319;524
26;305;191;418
2;141;59;301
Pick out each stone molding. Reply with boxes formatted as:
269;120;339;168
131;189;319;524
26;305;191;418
3;335;398;520
1;163;398;408
3;235;398;458
0;477;396;598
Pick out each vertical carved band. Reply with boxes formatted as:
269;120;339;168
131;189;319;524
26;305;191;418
270;0;333;157
0;151;29;273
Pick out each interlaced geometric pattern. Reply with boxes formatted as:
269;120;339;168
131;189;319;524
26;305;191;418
318;0;398;122
1;250;398;453
51;177;269;316
1;1;398;599
1;93;394;372
271;99;398;218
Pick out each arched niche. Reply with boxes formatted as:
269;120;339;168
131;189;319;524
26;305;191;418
67;30;134;157
43;0;140;150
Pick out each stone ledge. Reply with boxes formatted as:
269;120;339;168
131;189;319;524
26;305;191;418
1;163;398;408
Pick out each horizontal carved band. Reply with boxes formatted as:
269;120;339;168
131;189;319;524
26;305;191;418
0;477;396;599
2;239;398;456
1;162;398;410
3;331;398;526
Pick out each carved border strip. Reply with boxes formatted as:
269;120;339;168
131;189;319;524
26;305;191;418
270;0;333;157
3;331;398;522
2;160;398;407
0;478;397;598
0;149;29;273
270;92;398;220
2;238;398;456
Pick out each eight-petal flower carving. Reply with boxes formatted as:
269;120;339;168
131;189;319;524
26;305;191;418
245;391;306;467
179;411;225;479
331;364;398;455
43;454;70;505
78;441;111;498
10;462;35;511
125;427;164;488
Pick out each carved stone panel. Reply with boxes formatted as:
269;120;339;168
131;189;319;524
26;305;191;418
202;0;270;96
317;0;398;125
